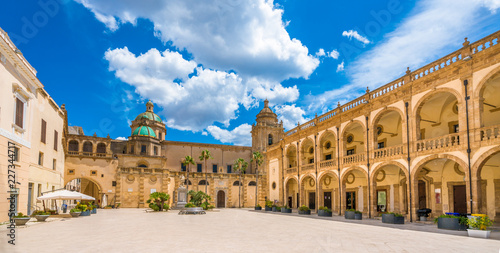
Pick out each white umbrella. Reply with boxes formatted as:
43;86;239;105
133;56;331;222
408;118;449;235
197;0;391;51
37;189;95;200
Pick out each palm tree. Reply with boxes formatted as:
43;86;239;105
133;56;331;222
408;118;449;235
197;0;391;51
182;156;195;192
234;158;248;208
199;149;213;194
251;151;264;207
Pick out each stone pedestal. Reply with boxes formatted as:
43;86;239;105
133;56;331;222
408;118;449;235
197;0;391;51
176;186;188;208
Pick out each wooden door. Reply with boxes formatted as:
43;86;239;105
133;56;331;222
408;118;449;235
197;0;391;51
309;192;316;210
453;185;467;214
288;196;293;208
217;190;225;208
324;192;332;209
418;180;427;209
346;191;356;210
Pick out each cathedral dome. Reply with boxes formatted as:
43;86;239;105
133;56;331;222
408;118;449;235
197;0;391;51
132;126;157;138
256;99;277;119
135;112;162;123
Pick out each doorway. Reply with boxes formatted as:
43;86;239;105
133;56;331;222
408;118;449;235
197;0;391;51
288;196;293;208
377;190;387;212
346;191;356;210
324;192;332;209
418;180;427;209
309;192;316;210
28;183;33;215
217;190;225;208
453;185;467;214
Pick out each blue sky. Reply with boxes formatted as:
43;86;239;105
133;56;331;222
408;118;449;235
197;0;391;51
1;0;499;146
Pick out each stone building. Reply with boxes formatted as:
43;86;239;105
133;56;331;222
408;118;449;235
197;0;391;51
63;100;283;209
0;28;65;222
265;32;500;221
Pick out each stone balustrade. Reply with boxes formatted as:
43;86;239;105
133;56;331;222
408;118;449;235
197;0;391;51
415;133;461;152
373;144;405;160
342;153;365;165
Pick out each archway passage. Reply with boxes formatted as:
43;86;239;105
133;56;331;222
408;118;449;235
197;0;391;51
342;168;368;213
300;175;316;210
478;152;500;220
300;138;314;165
65;178;101;206
285;178;298;208
217;190;225;208
371;164;407;215
343;122;365;162
286;145;297;169
319;131;336;162
319;173;339;212
373;110;403;149
413;158;467;217
417;92;458;140
480;71;500;127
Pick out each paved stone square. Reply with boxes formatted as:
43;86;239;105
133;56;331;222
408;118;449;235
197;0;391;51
1;209;500;253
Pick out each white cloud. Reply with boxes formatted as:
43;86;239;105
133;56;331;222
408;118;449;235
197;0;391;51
315;48;326;57
115;137;128;140
336;61;344;72
273;104;310;130
75;0;319;82
310;0;500;112
206;124;252;146
342;30;370;44
328;50;340;59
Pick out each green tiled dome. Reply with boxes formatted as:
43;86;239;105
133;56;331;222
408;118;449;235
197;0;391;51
135;112;162;123
132;126;157;138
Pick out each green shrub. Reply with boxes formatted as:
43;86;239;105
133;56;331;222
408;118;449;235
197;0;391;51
299;205;310;212
433;214;467;225
14;213;28;218
70;208;81;213
201;202;214;210
276;206;281;211
468;216;493;230
265;200;273;208
346;209;356;212
187;190;211;207
256;204;262;208
76;203;87;212
318;206;326;211
146;192;170;211
31;210;49;216
185;203;196;208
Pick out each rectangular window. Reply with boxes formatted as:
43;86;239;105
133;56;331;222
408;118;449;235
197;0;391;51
54;130;58;151
227;165;232;173
13;147;20;162
37;184;42;197
197;163;202;173
213;164;218;173
53;159;56;170
38;152;44;166
41;119;47;143
130;146;134;154
141;145;147;154
346;149;355;156
325;154;332;160
309;158;314;164
159;132;162;140
377;142;385;149
15;98;24;128
181;163;186;172
453;124;459;133
154;146;158;156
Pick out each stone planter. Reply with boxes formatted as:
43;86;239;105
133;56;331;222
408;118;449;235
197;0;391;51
91;209;97;214
281;208;292;213
70;212;81;217
318;210;332;217
35;215;50;222
272;207;278;212
255;206;262;211
80;210;91;216
14;217;30;226
437;217;467;230
265;206;272;211
467;229;491;239
298;210;311;215
345;211;356;219
354;213;362;220
382;214;404;224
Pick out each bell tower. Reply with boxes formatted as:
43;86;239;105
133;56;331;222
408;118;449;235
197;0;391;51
251;99;284;152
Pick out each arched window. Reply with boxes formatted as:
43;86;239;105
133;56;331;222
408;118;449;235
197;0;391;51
233;181;242;186
96;143;106;154
68;140;79;152
248;181;257;186
184;179;192;185
83;141;93;153
268;134;273;145
199;180;209;185
138;164;148;168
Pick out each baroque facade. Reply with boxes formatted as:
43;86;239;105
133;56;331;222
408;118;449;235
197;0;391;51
264;31;500;221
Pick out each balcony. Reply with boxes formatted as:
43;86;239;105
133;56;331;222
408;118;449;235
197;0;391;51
301;163;314;173
343;153;365;165
67;151;113;159
479;124;500;145
286;167;297;174
415;133;461;153
373;145;405;161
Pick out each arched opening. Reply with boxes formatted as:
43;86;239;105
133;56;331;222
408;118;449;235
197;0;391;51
318;173;339;212
286;145;297;168
285;178;298;208
477;152;500;220
343;122;365;162
96;143;106;154
300;138;314;165
199;180;209;185
413;158;467;217
268;134;273;146
184;179;192;185
300;175;316;210
138;164;148;168
65;178;101;207
417;92;459;140
83;141;93;153
373;110;403;149
479;71;500;127
319;131;336;161
217;190;225;208
371;164;407;215
248;181;256;186
68;140;79;152
341;168;368;213
233;181;242;186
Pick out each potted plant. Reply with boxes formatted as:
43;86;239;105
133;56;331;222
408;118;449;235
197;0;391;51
434;214;467;230
13;213;30;225
318;206;332;217
354;210;362;220
382;212;405;224
281;206;292;213
70;208;81;217
467;215;493;238
298;205;311;215
255;204;262;211
77;203;90;216
32;210;50;222
90;203;97;214
345;209;356;219
272;204;278;212
265;200;273;211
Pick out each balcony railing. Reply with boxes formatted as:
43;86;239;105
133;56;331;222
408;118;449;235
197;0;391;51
479;125;500;142
301;163;314;172
67;151;112;158
415;133;461;152
343;153;365;165
319;160;336;169
373;145;405;160
286;167;297;174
